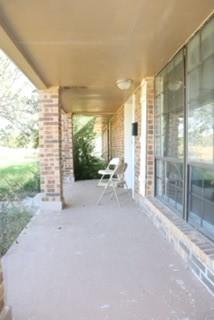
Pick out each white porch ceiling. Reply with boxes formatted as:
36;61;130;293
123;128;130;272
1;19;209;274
0;0;213;114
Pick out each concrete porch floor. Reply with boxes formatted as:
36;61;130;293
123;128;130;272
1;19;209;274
2;180;214;320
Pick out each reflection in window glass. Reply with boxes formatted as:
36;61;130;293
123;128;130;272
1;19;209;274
155;50;184;215
155;160;165;197
187;17;214;240
188;104;214;162
155;160;183;214
155;51;184;160
189;166;214;239
201;17;214;61
187;18;214;164
155;16;214;240
187;34;200;72
166;162;183;212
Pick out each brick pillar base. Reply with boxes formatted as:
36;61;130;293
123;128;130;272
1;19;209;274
0;262;12;320
61;110;74;183
39;87;63;210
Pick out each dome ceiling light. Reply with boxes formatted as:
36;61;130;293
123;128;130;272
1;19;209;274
116;79;133;90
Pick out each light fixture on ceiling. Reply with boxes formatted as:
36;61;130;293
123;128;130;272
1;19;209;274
168;80;183;92
116;79;133;90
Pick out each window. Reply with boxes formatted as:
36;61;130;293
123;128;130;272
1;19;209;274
155;50;185;214
186;17;214;238
188;166;214;240
155;16;214;240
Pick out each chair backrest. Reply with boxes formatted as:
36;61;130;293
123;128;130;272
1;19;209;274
113;162;128;181
107;157;120;169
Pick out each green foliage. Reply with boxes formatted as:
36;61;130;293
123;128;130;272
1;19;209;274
192;166;214;187
0;205;32;256
0;50;39;148
0;160;39;256
0;161;40;200
73;116;106;180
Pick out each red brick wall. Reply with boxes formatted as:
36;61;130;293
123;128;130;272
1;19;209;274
101;124;109;162
61;110;74;182
132;78;155;198
39;87;63;207
110;106;124;159
145;78;155;196
134;88;142;194
108;79;154;196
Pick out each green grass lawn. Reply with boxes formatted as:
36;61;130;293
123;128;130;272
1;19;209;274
0;206;32;256
0;161;40;200
0;149;40;256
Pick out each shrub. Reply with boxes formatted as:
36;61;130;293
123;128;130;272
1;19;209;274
73;117;107;180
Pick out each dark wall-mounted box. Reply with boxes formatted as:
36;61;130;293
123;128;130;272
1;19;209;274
132;122;138;136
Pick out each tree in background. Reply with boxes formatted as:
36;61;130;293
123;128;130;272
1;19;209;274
73;116;106;180
0;50;38;148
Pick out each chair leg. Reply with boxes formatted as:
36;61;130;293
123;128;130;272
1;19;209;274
110;188;114;199
124;181;129;189
97;186;108;205
97;175;104;186
125;183;133;200
112;186;121;207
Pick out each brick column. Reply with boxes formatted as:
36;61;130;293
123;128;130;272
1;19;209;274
39;87;63;210
61;110;74;183
145;78;155;196
110;105;124;159
134;87;142;194
135;78;154;199
0;261;12;320
101;123;109;162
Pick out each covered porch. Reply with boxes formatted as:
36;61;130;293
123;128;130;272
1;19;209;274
0;1;214;319
2;180;214;320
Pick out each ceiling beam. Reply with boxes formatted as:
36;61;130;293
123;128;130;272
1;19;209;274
0;23;47;89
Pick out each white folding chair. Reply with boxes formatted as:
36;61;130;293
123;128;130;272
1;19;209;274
97;162;128;207
97;157;120;187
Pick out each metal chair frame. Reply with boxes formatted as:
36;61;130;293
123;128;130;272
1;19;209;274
97;162;129;207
